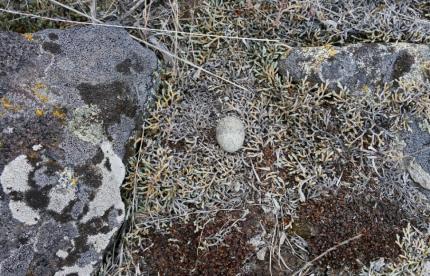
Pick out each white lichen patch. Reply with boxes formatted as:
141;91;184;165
80;141;125;223
47;185;77;213
1;155;33;193
32;144;43;151
2;127;13;134
9;200;40;225
56;249;69;259
68;104;105;145
1;155;40;225
87;228;117;253
54;263;95;276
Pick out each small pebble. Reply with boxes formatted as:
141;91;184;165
216;116;245;153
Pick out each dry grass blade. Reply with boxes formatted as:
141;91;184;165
0;8;291;44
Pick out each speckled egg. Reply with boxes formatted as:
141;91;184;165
216;116;245;153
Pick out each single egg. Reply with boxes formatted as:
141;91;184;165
216;116;245;153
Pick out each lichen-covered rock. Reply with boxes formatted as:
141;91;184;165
401;119;430;191
0;26;159;275
279;43;430;92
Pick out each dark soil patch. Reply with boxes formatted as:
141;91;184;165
141;207;273;275
202;127;216;145
262;145;276;168
278;168;298;187
294;188;409;270
166;139;187;152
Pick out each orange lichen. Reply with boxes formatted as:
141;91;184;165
1;97;13;109
22;33;33;41
0;97;21;112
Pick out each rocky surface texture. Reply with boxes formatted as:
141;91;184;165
280;43;430;192
279;43;430;92
0;26;158;275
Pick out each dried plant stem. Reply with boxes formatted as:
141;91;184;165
294;233;363;275
0;8;290;45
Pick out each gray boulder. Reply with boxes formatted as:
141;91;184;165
279;43;430;92
0;26;158;275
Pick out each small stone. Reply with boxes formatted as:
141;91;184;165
216;116;245;153
256;247;267;261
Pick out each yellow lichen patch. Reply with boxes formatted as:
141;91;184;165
324;44;338;58
362;84;370;93
52;106;67;121
35;108;44;117
70;178;79;187
421;60;430;75
22;33;33;41
33;82;46;90
34;92;49;103
31;82;49;103
0;97;21;112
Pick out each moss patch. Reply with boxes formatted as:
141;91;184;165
295;188;410;270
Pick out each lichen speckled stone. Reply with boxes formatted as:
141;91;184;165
216;116;245;153
279;43;430;92
0;26;159;275
402;119;430;191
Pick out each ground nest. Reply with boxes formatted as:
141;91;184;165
2;0;430;275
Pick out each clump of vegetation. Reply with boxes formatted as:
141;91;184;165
1;0;430;275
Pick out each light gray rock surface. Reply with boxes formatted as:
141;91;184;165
0;26;159;275
216;116;245;153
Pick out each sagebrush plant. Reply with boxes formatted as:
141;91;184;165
1;0;430;275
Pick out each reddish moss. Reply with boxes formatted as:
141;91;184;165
262;145;276;168
294;188;409;270
141;208;272;275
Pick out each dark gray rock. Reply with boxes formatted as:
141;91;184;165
279;43;430;92
401;119;430;192
0;26;159;275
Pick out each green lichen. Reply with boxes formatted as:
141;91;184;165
68;104;105;145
